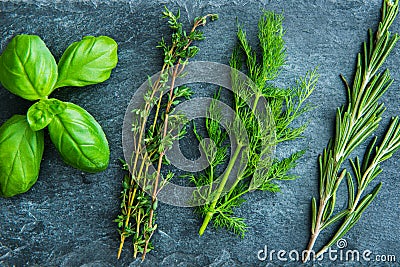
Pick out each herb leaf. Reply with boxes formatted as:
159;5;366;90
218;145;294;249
27;98;67;131
116;7;217;259
55;36;118;88
0;115;44;197
192;11;318;236
0;35;58;100
48;102;110;172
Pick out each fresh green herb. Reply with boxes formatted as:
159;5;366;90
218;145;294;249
188;11;318;237
0;115;44;197
48;102;110;172
115;160;154;258
0;35;58;100
55;36;118;88
303;0;400;261
27;98;67;131
0;34;118;197
116;7;217;260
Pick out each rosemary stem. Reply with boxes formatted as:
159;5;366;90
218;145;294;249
303;198;327;262
313;146;384;259
199;143;244;236
315;245;329;258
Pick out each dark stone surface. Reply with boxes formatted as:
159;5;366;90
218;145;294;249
0;0;399;266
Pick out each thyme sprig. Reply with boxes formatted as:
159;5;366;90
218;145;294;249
189;11;318;236
304;0;400;261
115;7;217;260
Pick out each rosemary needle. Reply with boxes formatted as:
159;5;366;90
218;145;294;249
304;0;400;261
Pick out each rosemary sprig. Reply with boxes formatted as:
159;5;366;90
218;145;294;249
189;11;318;236
116;7;217;260
304;0;400;261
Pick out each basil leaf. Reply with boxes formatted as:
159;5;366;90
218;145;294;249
48;102;110;172
0;35;58;100
27;98;67;131
0;115;44;197
55;36;118;88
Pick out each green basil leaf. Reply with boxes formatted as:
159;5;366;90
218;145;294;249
0;35;58;100
0;115;44;197
27;98;67;131
55;36;118;88
48;102;110;172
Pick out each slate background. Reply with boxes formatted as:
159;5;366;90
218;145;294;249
0;0;399;266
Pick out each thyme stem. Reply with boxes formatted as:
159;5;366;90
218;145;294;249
116;8;217;260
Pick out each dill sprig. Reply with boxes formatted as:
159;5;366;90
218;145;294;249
115;7;217;260
304;0;400;261
189;11;318;237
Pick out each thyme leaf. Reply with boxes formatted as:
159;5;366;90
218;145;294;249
115;7;217;260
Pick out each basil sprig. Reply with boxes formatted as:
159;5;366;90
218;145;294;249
0;34;118;197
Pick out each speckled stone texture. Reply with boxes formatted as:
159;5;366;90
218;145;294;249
0;0;399;266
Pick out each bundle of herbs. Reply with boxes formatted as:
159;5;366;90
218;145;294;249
187;11;319;236
115;7;218;260
304;0;400;261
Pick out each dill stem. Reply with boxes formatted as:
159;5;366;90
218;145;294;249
251;93;261;113
209;81;262;218
208;164;214;197
199;143;244;236
229;89;262;196
219;187;249;210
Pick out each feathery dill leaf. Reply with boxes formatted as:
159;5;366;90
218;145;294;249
190;11;318;237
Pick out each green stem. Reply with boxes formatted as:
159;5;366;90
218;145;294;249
208;163;214;198
224;85;262;200
219;187;250;210
251;93;261;113
199;143;244;235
